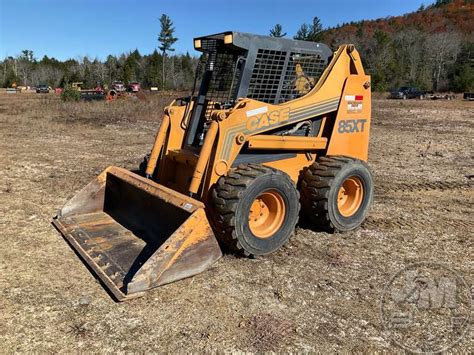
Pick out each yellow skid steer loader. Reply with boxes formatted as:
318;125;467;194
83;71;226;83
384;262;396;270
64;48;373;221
53;32;373;301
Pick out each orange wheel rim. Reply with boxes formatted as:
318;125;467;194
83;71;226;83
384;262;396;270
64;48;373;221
248;190;285;239
337;176;364;217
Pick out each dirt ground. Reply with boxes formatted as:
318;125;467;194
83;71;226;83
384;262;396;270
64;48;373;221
0;93;472;352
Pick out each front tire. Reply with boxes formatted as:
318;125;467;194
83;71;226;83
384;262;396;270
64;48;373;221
210;164;300;256
301;156;373;232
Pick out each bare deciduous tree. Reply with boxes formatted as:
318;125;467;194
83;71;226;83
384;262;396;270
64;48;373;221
425;32;461;91
394;30;426;84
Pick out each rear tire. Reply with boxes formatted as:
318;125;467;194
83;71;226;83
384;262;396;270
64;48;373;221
210;164;300;256
300;156;373;232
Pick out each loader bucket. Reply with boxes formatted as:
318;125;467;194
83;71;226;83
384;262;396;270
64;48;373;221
52;166;222;301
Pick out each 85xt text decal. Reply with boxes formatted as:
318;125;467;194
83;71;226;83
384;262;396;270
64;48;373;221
338;119;367;134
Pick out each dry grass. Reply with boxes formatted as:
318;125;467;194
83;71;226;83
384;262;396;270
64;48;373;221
0;93;472;352
4;92;183;126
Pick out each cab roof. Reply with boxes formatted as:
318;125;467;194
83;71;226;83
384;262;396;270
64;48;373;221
193;31;331;57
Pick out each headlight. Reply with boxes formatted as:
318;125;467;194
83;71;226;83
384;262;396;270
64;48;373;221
224;34;233;44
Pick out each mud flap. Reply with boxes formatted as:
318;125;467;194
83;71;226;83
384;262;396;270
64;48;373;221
52;166;222;301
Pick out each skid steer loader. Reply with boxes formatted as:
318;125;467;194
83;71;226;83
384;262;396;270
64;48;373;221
53;32;374;301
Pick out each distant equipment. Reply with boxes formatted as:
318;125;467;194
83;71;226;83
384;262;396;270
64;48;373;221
36;84;50;94
128;82;141;92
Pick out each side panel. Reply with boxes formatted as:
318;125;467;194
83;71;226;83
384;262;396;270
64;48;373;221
326;75;371;161
263;153;316;183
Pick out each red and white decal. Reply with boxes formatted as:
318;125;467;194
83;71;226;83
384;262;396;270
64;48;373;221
345;95;363;101
346;94;364;113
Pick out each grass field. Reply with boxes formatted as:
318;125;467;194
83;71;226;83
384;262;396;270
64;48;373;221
0;92;472;352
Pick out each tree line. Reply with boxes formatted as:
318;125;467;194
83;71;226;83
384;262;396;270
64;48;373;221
0;14;195;91
269;0;473;92
0;49;198;91
1;0;472;92
325;27;472;92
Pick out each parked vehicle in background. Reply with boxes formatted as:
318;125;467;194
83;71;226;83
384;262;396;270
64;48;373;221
425;93;456;100
464;92;474;101
112;81;126;92
128;82;141;92
36;84;49;94
389;86;425;100
80;86;105;101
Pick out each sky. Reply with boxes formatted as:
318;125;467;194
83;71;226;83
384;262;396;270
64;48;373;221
0;0;431;60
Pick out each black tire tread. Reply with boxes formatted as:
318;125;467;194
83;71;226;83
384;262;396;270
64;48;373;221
300;155;370;231
211;163;300;256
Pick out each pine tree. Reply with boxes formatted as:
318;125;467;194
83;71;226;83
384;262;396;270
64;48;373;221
294;24;310;40
356;22;365;38
145;50;162;88
308;17;323;41
294;17;323;41
158;14;177;90
269;24;287;38
434;0;452;7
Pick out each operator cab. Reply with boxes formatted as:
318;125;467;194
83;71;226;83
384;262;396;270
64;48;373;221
184;31;332;147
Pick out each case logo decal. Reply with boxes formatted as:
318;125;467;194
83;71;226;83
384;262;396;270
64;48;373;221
246;108;290;131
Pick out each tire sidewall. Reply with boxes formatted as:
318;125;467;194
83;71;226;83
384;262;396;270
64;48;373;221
235;173;299;255
327;162;373;231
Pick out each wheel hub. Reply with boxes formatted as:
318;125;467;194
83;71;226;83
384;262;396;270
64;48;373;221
248;190;285;239
337;176;364;217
